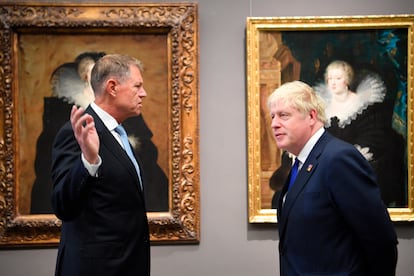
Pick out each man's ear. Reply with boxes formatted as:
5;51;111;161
107;79;117;97
309;109;318;122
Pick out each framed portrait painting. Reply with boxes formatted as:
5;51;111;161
0;3;199;246
246;15;414;223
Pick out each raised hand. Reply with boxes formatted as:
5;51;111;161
70;105;100;164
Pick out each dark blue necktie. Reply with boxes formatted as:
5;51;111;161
288;158;299;190
115;125;143;190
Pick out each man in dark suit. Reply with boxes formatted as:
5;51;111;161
51;54;150;276
267;81;398;275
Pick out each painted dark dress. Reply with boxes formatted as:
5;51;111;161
317;74;406;207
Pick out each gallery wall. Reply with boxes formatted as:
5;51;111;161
1;0;414;275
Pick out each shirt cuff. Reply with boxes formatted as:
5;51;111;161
81;154;102;177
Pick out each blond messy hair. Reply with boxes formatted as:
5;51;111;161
267;80;327;125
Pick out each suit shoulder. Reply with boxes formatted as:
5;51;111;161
55;121;73;137
325;133;355;150
325;137;371;169
319;133;362;159
53;121;75;148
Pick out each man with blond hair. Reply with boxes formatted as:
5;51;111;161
268;80;398;276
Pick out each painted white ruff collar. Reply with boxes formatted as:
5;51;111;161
314;74;386;128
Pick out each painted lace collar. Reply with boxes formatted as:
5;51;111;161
314;74;386;128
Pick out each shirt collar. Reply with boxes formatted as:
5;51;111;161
296;127;325;165
90;102;119;131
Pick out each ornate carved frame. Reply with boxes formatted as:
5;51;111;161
246;15;414;223
0;3;199;246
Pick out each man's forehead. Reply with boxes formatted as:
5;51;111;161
271;98;292;109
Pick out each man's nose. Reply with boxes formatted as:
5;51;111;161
271;118;279;128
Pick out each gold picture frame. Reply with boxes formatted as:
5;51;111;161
0;3;199;246
247;15;414;223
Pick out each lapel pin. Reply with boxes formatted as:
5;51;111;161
307;164;313;172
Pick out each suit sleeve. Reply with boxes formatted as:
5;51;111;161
50;123;100;221
326;146;398;276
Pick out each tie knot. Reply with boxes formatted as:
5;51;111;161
115;125;127;136
293;158;300;169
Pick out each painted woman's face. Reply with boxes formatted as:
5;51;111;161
326;67;348;95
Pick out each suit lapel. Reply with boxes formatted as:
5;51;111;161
86;107;145;197
278;131;332;239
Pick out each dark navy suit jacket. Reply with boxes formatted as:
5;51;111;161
51;106;150;276
277;131;398;276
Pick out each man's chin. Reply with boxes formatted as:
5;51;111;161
276;143;288;152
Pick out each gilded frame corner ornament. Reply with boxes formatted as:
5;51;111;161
246;15;414;223
0;3;200;247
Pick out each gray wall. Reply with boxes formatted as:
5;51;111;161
1;0;414;275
